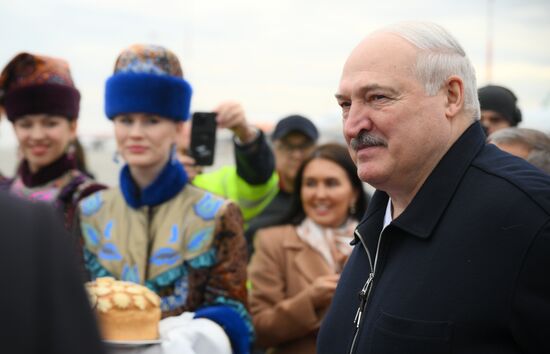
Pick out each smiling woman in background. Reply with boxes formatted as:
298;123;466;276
0;53;105;229
248;143;368;354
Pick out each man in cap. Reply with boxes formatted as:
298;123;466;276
245;114;319;255
478;84;522;135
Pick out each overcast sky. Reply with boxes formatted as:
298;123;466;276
1;0;549;146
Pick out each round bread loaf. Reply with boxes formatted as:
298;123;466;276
86;277;161;341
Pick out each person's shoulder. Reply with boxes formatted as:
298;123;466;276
0;175;14;191
0;192;62;245
0;192;33;217
183;183;233;205
70;171;108;202
78;187;121;217
256;224;296;245
181;184;239;220
473;144;550;214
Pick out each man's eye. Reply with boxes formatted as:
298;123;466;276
370;94;387;101
339;101;351;108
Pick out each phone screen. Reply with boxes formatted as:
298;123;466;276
189;112;217;166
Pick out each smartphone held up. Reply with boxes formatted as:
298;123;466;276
189;112;217;166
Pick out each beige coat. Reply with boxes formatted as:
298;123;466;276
248;225;334;354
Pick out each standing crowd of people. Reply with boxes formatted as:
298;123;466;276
0;20;549;354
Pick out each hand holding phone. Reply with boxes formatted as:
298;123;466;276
189;112;217;166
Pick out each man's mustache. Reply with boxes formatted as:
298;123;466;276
350;131;388;151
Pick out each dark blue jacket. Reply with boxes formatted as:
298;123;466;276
318;122;550;354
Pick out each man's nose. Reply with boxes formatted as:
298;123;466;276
344;103;372;140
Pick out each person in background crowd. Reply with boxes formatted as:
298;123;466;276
77;44;251;354
488;127;550;174
318;21;550;353
177;101;278;228
248;143;368;354
0;53;106;230
0;192;105;354
478;84;522;136
245;114;319;255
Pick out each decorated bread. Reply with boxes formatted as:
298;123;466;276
86;277;161;341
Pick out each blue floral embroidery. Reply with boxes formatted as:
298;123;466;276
104;220;114;240
122;264;140;283
169;224;179;244
159;277;189;312
98;242;123;261
84;248;113;279
80;193;103;216
150;247;181;266
82;223;100;246
188;249;216;268
187;227;213;252
193;193;222;220
146;266;187;292
120;58;167;75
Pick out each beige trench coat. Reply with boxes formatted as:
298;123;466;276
248;225;335;354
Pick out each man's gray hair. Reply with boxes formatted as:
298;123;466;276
488;127;550;174
379;22;480;120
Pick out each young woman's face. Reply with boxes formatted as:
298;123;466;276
13;114;77;173
301;157;358;228
113;113;181;170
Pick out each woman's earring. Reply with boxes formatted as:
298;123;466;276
66;141;76;161
349;203;356;215
113;150;120;164
170;144;178;165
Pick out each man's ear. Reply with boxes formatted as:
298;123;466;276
444;75;464;119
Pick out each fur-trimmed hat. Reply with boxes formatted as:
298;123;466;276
104;44;192;122
0;53;80;122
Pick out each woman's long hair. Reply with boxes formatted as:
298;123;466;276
279;142;368;226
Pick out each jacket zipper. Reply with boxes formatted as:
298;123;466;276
348;228;384;354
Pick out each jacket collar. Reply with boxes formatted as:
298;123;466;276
18;153;76;187
356;121;486;241
120;159;188;209
282;227;334;282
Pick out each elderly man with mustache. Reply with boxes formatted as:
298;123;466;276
317;21;550;354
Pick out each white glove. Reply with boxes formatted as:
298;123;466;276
159;312;232;354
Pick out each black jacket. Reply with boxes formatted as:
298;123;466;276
318;122;550;354
0;192;105;354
